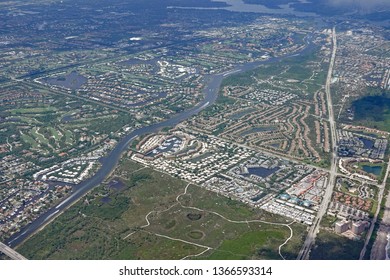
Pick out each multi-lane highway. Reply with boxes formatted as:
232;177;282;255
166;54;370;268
298;27;337;260
5;39;317;250
0;242;27;260
361;158;390;259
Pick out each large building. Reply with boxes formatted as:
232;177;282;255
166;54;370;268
351;221;368;235
335;220;350;234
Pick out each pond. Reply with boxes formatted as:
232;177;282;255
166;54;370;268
244;166;279;178
359;137;374;149
362;165;382;176
44;71;87;90
108;178;126;190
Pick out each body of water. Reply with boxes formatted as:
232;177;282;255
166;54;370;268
108;178;125;191
62;115;75;122
168;0;318;17
247;166;279;178
6;35;316;248
228;108;256;120
362;165;382;176
44;71;87;90
359;137;374;149
101;196;112;204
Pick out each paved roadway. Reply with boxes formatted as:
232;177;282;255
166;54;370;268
363;159;390;259
6;39;318;250
0;242;27;260
297;27;337;260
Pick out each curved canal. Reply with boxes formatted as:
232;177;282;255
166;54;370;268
7;38;315;248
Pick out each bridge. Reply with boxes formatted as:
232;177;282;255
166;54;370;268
0;242;27;260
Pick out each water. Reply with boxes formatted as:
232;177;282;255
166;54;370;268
251;192;266;202
145;136;182;157
44;71;87;90
228;108;256;120
362;165;382;176
101;196;112;204
169;0;318;17
62;115;74;122
359;137;374;149
108;178;125;190
6;36;316;248
246;166;279;178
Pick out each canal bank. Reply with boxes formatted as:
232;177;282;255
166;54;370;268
6;37;316;248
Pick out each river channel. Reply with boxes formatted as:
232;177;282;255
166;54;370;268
6;37;316;248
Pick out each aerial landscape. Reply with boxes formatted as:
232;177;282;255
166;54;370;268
0;0;389;261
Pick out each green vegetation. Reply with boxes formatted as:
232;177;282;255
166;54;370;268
352;93;390;131
0;84;135;169
206;230;284;260
310;231;364;260
8;106;57;115
82;194;129;221
320;215;338;228
18;159;305;260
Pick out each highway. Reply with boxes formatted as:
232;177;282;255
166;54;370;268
360;158;390;259
6;39;317;249
0;242;27;260
297;27;337;260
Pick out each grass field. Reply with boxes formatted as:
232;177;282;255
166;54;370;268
19;125;74;153
8;106;57;115
18;159;306;260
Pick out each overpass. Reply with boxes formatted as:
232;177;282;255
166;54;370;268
0;242;27;260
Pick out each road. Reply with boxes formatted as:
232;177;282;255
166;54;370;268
365;159;390;259
6;39;317;249
0;242;27;260
297;27;337;260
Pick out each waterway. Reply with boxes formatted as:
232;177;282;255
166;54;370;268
168;0;318;17
6;35;316;248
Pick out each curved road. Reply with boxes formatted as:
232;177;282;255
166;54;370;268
6;39;316;249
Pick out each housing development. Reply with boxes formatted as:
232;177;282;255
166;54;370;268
0;0;389;261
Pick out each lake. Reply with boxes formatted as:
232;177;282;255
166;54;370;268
44;71;87;90
362;165;382;176
246;166;279;178
168;0;318;17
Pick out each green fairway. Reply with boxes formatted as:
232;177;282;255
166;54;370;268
8;106;57;114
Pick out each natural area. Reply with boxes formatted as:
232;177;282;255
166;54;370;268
1;0;389;263
310;231;364;260
351;94;390;132
18;159;305;260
